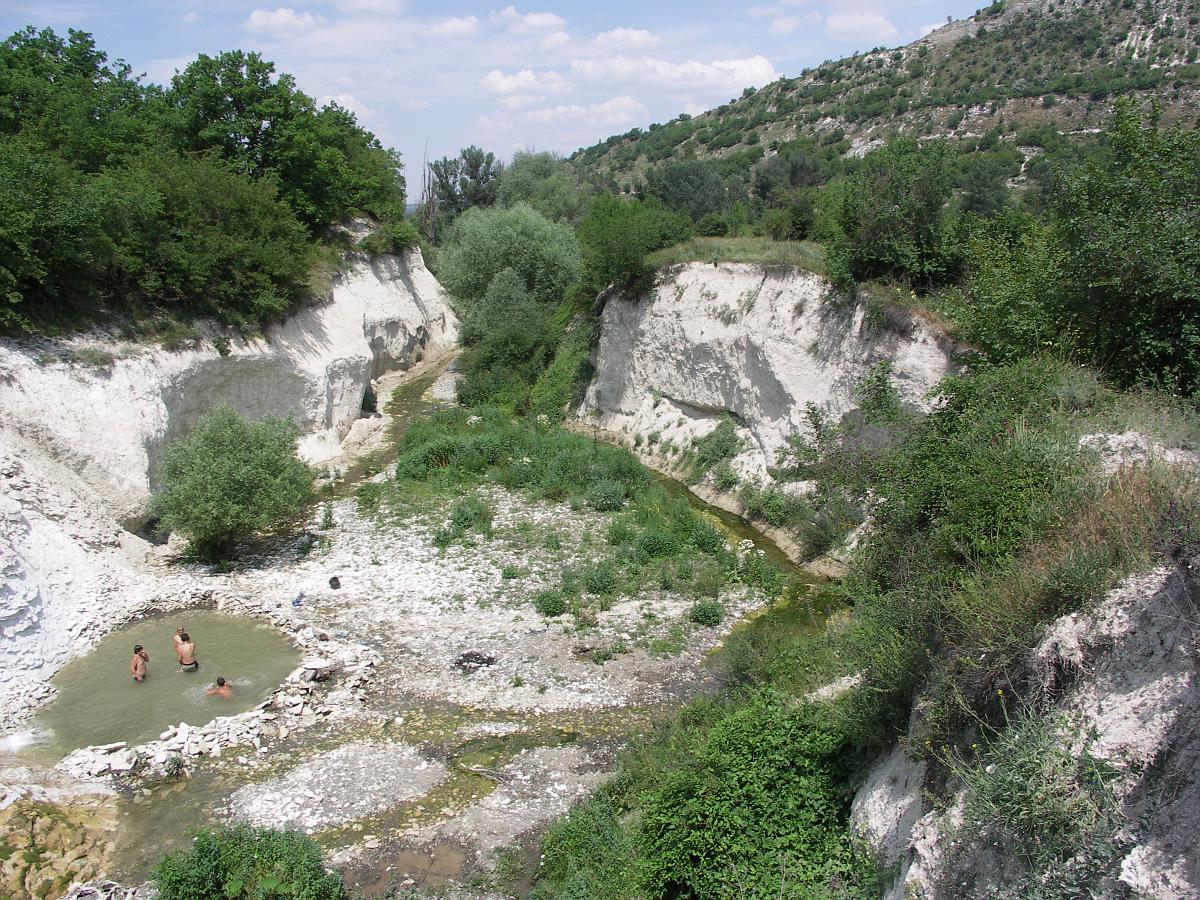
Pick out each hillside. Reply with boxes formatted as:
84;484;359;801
573;0;1200;186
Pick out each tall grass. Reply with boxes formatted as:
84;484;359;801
647;237;826;273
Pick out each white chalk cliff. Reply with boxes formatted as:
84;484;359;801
579;262;956;499
0;247;457;723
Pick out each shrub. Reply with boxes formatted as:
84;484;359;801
821;137;961;286
153;825;345;900
151;405;313;559
534;589;567;617
582;561;619;595
436;203;582;308
691;417;741;481
688;599;724;626
637;695;871;897
586;480;627;512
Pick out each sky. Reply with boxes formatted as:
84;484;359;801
2;0;985;181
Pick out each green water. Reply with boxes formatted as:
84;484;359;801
27;611;300;759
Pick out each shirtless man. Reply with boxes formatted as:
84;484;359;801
206;676;232;699
130;644;150;682
176;631;199;672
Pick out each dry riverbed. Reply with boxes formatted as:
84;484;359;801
2;362;791;898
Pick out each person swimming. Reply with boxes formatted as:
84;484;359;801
130;644;149;682
176;631;199;672
206;676;232;699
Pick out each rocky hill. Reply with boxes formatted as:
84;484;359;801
574;0;1200;185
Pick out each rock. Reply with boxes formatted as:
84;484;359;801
454;650;496;672
328;576;341;590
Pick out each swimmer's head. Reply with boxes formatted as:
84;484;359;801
216;677;226;687
179;632;190;642
133;644;144;653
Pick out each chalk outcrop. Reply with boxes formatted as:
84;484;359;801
852;556;1200;899
0;248;456;529
580;263;956;486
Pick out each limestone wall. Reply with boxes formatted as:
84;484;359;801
0;248;457;529
579;262;956;486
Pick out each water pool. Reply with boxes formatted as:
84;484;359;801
25;610;300;759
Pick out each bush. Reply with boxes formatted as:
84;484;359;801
586;479;627;512
534;589;567;617
582;561;619;595
690;417;740;481
637;695;871;897
436;203;581;308
688;599;724;626
151;405;313;559
576;193;693;296
153;825;345;900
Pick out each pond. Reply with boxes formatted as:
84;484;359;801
23;610;300;761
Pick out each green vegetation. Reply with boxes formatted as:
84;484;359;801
151;405;313;559
646;237;825;272
361;406;788;625
153;826;345;900
957;100;1200;393
0;28;407;334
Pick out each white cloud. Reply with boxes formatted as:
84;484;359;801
491;6;566;33
524;95;648;127
244;8;321;35
593;28;661;51
335;0;406;12
769;15;800;34
539;30;572;51
571;54;777;95
421;16;479;39
824;12;900;44
181;10;200;24
317;93;375;120
480;68;567;95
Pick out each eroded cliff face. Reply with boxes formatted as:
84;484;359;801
578;262;956;539
0;248;456;530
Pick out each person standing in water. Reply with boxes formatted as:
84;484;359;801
176;631;199;672
130;644;150;682
206;677;232;699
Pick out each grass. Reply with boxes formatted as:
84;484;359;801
360;404;789;625
647;237;826;273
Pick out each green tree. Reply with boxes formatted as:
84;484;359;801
0;27;150;171
0;136;111;326
152;405;313;559
165;51;403;231
153;826;344;900
1051;99;1200;393
824;138;960;286
576;194;692;296
100;150;313;325
495;151;591;223
436;203;581;308
427;144;501;228
644;159;728;221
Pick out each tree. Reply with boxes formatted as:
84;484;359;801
0;27;150;172
1051;99;1200;393
644;159;728;221
165;51;404;232
152;405;313;559
824;137;960;286
435;203;581;308
495;151;591;223
429;145;501;220
576;194;693;296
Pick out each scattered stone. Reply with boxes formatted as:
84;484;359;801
453;651;496;672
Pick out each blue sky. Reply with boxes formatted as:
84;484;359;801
2;0;984;179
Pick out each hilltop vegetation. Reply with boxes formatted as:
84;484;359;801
574;0;1199;191
0;28;409;335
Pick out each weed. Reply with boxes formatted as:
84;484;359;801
688;599;724;626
